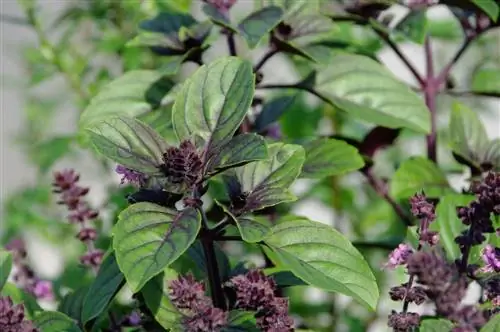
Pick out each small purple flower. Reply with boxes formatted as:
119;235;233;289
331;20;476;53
126;311;142;326
80;250;104;268
115;165;146;186
0;296;38;332
32;280;54;301
480;245;500;273
384;244;413;269
168;274;208;310
183;306;228;332
228;269;277;311
387;311;420;331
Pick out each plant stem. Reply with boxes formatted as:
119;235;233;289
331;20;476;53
423;36;438;163
253;48;279;72
193;187;226;310
364;169;413;226
226;31;237;56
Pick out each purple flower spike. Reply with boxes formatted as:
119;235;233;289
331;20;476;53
115;165;146;186
0;296;38;332
384;244;413;269
481;245;500;273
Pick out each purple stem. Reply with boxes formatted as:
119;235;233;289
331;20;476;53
423;36;438;163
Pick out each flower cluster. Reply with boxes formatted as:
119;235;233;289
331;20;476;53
5;239;54;301
161;140;203;189
53;169;103;271
227;270;294;331
168;274;228;332
115;165;147;187
0;296;38;332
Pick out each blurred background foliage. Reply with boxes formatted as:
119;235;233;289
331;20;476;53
1;0;499;331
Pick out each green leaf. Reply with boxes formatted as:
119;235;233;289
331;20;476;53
206;134;268;175
59;286;89;324
394;10;428;44
172;57;254;152
0;250;12;291
449;102;489;164
80;71;174;129
87;116;169;175
314;54;431;133
419;318;454;332
472;67;500;94
223;310;259;331
264;217;379;310
218;202;271;243
481;139;500;170
481;313;500;332
1;282;42;319
82;252;125;324
430;194;473;261
390;157;451;199
238;6;283;48
141;268;182;331
301;138;365;178
137;105;178;145
235;143;305;212
471;0;499;21
254;94;298;131
127;31;173;48
113;203;201;292
34;312;81;332
31;136;74;173
140;11;196;36
266;270;307;287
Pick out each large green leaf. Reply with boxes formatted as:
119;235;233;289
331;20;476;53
264;217;379;310
235;143;305;212
87;116;169;175
449;102;489;167
205;134;268;175
113;203;201;292
1;282;41;319
419;318;454;332
34;311;81;332
481;313;500;332
0;249;12;291
80;71;174;128
314;54;431;133
81;252;125;324
238;6;283;48
390;157;451;199
141;268;182;331
172;57;254;153
430;194;473;261
59;286;89;324
301;138;365;178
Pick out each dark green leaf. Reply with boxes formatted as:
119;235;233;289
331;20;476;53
82;252;125;324
235;143;305;212
238;6;283;48
430;194;473;261
390;157;451;199
206;134;268;175
141;268;182;331
264;217;379;310
140;11;196;35
394;10;428;44
183;241;231;281
449;102;489;169
471;0;499;21
254;94;298;131
114;203;201;292
223;310;259;332
87;116;169;175
137;105;178;145
314;54;431;133
218;202;271;243
34;311;81;332
127;31;175;48
301;138;365;178
202;3;238;32
0;250;12;291
266;270;307;287
172;57;254;153
419;318;454;332
472;67;500;94
59;286;89;324
1;282;42;319
80;71;175;129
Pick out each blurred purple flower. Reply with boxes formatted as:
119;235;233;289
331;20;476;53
0;296;38;332
115;165;147;186
480;245;500;273
384;244;413;269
